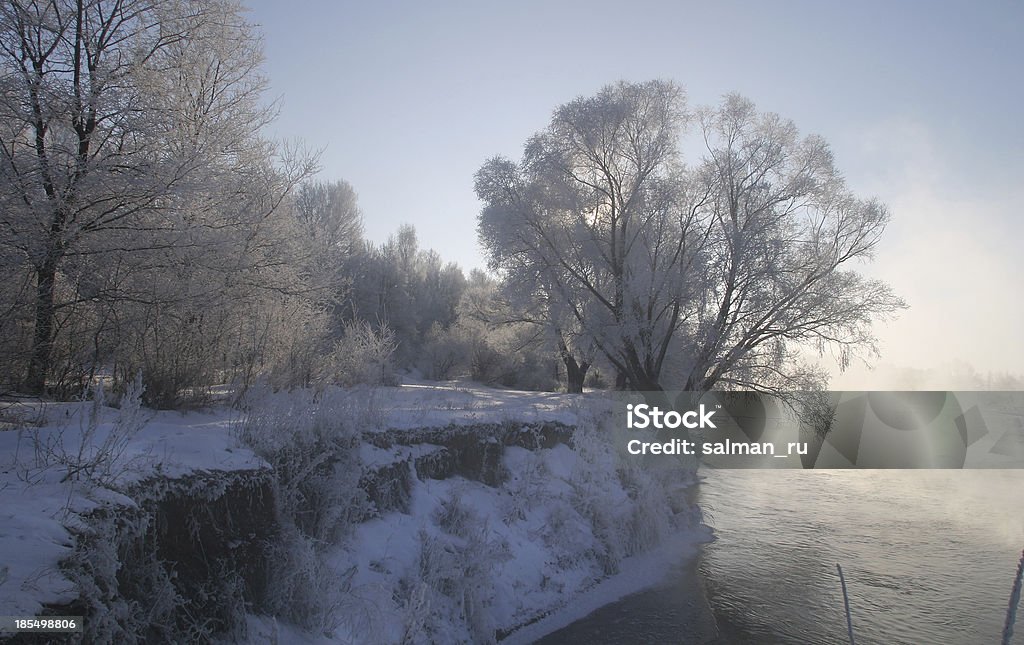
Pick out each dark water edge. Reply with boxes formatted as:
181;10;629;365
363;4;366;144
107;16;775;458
699;552;802;645
531;551;779;645
532;554;719;644
531;475;770;645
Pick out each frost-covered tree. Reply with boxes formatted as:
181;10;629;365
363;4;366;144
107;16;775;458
343;224;467;369
477;80;905;395
477;80;701;392
0;0;309;393
293;179;364;297
288;178;365;341
294;179;364;259
675;95;906;395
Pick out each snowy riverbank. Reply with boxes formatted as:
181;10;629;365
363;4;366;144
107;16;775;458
0;380;706;643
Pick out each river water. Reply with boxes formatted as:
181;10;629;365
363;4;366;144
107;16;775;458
539;469;1024;644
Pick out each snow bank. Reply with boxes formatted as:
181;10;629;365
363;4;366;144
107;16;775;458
499;528;712;645
310;388;705;643
0;395;266;623
1;380;707;643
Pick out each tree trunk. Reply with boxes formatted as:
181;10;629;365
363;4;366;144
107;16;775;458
564;355;590;394
25;258;59;394
555;329;590;394
615;369;628;390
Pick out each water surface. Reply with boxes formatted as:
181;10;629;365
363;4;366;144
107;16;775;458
542;469;1024;644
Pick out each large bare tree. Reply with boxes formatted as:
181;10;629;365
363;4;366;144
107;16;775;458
477;81;905;396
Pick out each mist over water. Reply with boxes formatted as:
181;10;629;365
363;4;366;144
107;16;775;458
540;469;1023;644
699;469;1024;644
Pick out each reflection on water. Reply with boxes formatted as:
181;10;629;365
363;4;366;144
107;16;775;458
537;469;1024;644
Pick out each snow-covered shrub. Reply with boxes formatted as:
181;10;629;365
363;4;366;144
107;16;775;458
180;563;249;642
565;406;680;572
618;456;676;555
541;499;598;572
434;492;475;536
462;318;559;391
335;383;390;430
499;448;548;525
30;371;150;488
136;351;213;410
115;301;229;409
499;350;559;392
396;580;432;645
61;506;185;643
569;438;631;572
235;387;371;632
413;491;511;644
329;320;398;387
261;299;334;393
237;387;369;544
418;322;468;380
467;333;510;385
416;531;499;644
417;313;558;390
260;523;345;636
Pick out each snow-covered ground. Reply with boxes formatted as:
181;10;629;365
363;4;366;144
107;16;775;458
320;441;703;643
0;380;705;643
351;378;582;430
0;394;266;619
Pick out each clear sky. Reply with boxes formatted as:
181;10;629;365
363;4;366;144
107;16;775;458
243;0;1023;382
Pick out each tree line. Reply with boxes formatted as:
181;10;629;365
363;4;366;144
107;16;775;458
0;1;903;406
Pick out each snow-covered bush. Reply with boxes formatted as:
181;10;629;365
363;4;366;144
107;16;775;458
235;387;371;632
237;386;370;543
414;492;511;644
619;456;677;555
467;332;509;386
501;350;559;392
29;371;150;489
396;580;432;645
434;492;475;536
418;322;468;380
261;523;345;635
61;507;186;643
568;407;677;569
329;320;398;387
499;450;548;525
255;297;334;393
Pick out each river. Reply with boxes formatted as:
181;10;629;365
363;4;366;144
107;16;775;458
538;468;1024;644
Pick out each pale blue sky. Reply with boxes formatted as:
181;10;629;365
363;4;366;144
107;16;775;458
243;0;1024;379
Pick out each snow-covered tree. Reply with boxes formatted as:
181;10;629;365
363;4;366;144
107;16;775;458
675;94;905;395
344;225;466;369
0;0;310;394
477;80;905;395
292;179;364;303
